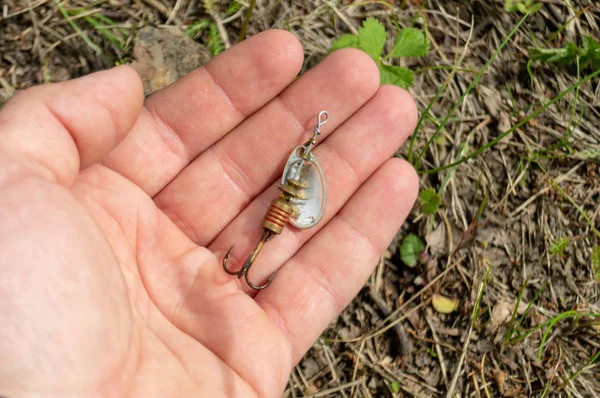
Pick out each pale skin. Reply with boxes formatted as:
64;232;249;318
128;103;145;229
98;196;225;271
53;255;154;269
0;30;418;397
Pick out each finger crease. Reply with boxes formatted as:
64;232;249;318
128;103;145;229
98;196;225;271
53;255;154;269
211;146;255;198
146;107;191;163
302;257;346;312
275;96;305;137
336;215;381;261
323;143;363;188
203;66;248;120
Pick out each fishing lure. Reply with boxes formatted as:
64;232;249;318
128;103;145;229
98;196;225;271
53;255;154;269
223;111;329;290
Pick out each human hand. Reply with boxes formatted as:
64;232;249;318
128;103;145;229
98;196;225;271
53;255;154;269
0;30;417;397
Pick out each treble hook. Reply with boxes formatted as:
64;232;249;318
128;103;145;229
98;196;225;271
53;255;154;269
222;230;276;290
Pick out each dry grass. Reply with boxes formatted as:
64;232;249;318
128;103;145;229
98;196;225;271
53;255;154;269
2;0;600;397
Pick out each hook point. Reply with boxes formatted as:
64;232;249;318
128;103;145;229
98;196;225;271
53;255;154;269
223;245;240;276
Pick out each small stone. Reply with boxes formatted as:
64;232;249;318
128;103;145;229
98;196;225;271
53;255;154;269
129;26;211;95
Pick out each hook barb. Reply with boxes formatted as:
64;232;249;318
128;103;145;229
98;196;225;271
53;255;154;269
222;230;275;290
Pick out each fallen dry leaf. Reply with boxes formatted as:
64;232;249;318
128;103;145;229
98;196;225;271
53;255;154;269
432;294;459;314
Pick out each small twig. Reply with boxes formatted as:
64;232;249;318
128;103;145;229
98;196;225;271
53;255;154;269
519;331;533;395
0;0;48;21
294;364;309;391
319;339;344;396
0;76;15;97
383;255;466;326
41;31;81;60
446;266;489;398
53;0;102;55
446;323;473;398
348;343;438;394
165;0;183;25
510;161;585;217
325;1;358;35
426;315;449;387
481;354;491;398
222;9;244;24
288;370;302;398
470;371;482;398
368;287;413;357
141;0;172;18
209;11;231;49
407;329;459;351
26;0;44;62
349;340;365;397
374;255;384;292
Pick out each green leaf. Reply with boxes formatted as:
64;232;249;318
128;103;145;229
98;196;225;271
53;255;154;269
208;23;224;55
504;0;517;11
550;237;570;256
580;36;600;69
380;64;414;89
388;27;428;58
593;246;600;281
330;34;359;53
529;42;579;66
225;0;243;16
529;2;542;13
530;36;600;70
573;148;600;160
358;17;387;60
391;381;401;393
185;19;211;39
400;234;426;267
505;0;539;13
419;188;441;215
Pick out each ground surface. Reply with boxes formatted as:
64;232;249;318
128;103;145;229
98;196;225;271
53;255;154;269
1;1;599;397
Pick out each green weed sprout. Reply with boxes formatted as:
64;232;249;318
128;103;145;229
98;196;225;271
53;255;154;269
330;18;429;89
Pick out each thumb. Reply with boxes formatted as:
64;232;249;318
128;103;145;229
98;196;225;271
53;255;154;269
0;65;144;187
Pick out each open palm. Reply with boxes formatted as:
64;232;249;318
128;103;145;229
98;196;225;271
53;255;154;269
0;31;417;398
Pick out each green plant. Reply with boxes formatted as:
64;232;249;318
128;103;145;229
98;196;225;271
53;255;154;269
330;18;429;89
411;13;529;169
82;14;127;52
225;0;243;16
185;18;223;55
550;237;571;256
504;0;541;14
536;311;600;360
593;245;600;281
504;280;528;343
185;19;211;39
505;282;546;343
530;36;600;70
419;188;441;216
60;6;129;57
422;68;600;174
239;0;256;41
400;234;426;267
54;0;102;55
208;23;224;55
202;0;225;55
